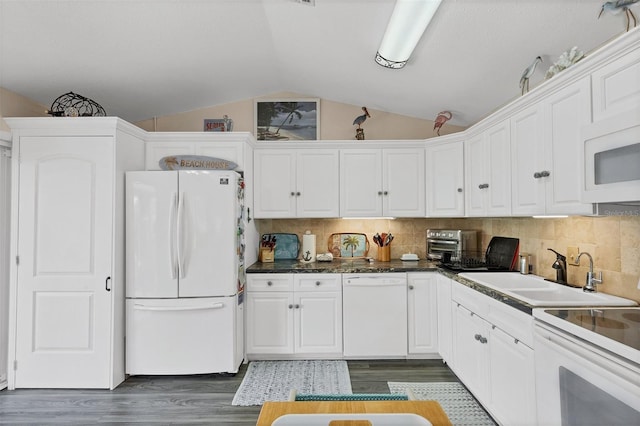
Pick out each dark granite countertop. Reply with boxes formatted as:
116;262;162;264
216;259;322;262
246;259;440;274
247;259;534;315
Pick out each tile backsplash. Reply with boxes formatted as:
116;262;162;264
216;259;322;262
256;215;640;303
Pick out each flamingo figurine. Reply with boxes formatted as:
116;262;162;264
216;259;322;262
353;107;371;129
433;111;452;136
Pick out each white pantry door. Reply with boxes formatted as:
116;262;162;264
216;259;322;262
14;136;114;388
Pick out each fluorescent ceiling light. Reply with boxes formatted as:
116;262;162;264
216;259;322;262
376;0;443;69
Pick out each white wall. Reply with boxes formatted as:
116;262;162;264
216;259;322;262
0;131;11;389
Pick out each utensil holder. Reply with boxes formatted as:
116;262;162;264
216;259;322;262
378;245;390;262
259;248;274;263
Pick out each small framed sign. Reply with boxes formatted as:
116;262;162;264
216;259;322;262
204;116;234;132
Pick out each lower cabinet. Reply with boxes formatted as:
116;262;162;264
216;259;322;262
435;274;453;364
407;273;438;356
246;273;342;358
450;280;537;425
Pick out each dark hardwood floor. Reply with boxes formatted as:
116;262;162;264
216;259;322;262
0;359;460;425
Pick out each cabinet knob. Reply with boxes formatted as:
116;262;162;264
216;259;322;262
457;188;463;193
514;338;519;344
288;304;293;309
383;191;388;195
315;281;321;286
540;170;550;177
479;336;488;344
267;281;273;286
295;304;300;309
296;191;301;196
478;183;489;189
533;172;541;179
378;191;383;196
474;334;481;341
408;285;414;290
290;191;296;196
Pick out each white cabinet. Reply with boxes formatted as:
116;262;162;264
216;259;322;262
246;273;342;357
465;123;511;216
0;134;10;390
407;273;438;356
340;148;425;217
6;117;145;389
591;46;640;123
254;149;339;218
425;140;465;217
511;78;593;215
452;302;491;400
435;274;453;364
144;133;251;171
450;279;536;425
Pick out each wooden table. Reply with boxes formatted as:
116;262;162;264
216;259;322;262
256;400;452;425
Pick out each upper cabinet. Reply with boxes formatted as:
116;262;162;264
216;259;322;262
591;45;640;123
254;149;339;218
511;77;593;215
340;148;425;217
426;140;465;217
465;122;511;217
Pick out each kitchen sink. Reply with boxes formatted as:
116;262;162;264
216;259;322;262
458;272;553;290
458;272;636;307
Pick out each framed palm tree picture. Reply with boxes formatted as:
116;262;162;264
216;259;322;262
254;98;320;141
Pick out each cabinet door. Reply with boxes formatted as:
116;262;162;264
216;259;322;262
384;148;425;217
297;150;339;218
254;150;296;218
340;149;382;217
511;104;545;215
246;291;294;354
426;141;465;217
294;292;342;354
435;274;452;364
452;302;490;402
485;122;511;216
544;78;593;215
591;46;640;122
15;136;114;388
488;326;537;425
407;273;438;354
465;133;486;216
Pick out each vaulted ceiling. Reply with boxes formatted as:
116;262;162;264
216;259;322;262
0;0;633;126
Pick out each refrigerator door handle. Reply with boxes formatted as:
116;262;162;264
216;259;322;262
177;191;186;279
133;302;225;311
170;192;178;279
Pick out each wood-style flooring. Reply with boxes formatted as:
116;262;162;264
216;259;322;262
0;359;460;425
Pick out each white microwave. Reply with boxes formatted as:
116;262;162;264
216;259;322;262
582;110;640;203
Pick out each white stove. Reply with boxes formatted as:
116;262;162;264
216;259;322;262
533;307;640;364
533;307;640;425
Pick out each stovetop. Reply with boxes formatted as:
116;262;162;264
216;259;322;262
534;307;640;363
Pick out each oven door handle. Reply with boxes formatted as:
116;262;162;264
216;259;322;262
427;239;458;245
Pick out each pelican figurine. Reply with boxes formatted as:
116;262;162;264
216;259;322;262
433;111;452;136
519;56;542;95
353;107;371;129
599;0;639;31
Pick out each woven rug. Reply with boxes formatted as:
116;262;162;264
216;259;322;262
232;360;352;406
388;382;497;426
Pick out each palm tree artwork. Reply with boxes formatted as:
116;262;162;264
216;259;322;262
256;100;318;141
342;235;360;257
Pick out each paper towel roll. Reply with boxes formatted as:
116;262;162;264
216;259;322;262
301;231;316;263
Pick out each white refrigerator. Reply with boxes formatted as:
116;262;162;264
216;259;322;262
125;170;245;375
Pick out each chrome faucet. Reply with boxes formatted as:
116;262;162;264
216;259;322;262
576;252;603;292
547;248;567;284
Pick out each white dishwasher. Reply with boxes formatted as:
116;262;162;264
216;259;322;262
342;273;408;358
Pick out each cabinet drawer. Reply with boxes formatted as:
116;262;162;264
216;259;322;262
486;298;533;347
294;274;341;292
246;274;293;291
451;280;489;318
